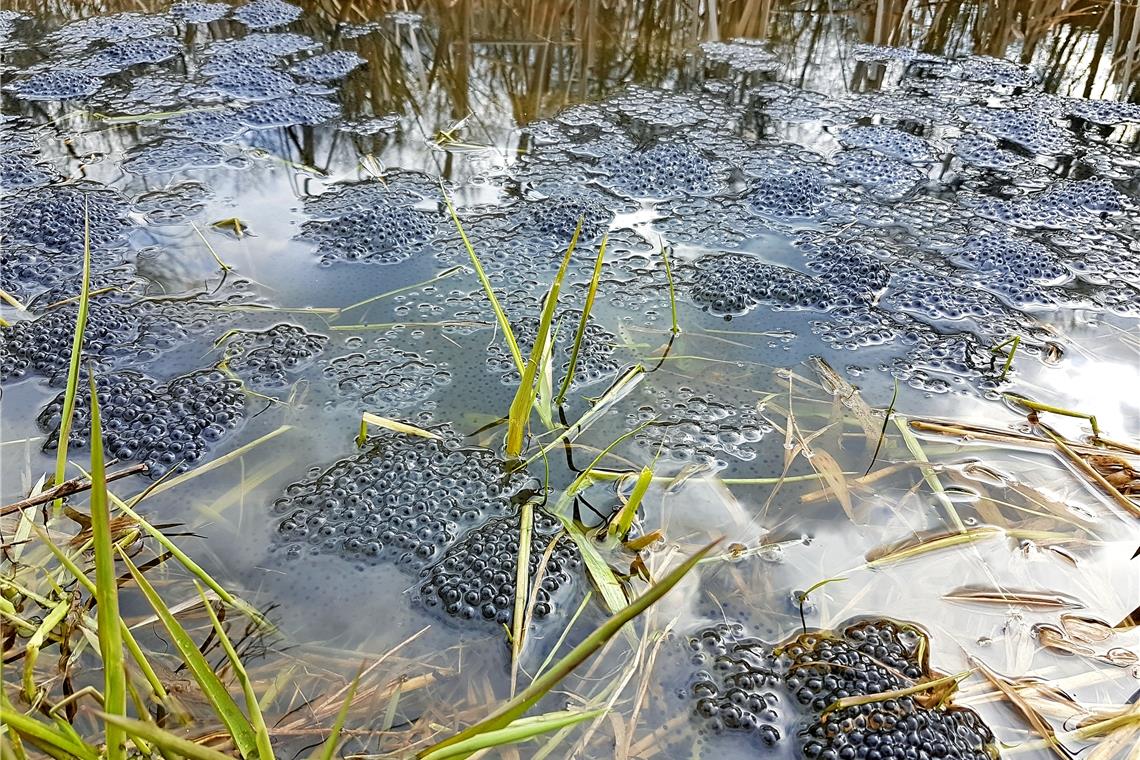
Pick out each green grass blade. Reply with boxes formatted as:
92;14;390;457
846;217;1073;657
77;465;268;627
97;714;236;760
440;186;523;373
420;709;604;760
612;466;653;539
510;497;535;694
1;692;98;760
523;365;644;467
87;375;127;760
555;235;608;404
506;221;581;458
22;599;70;700
118;552;257;758
893;415;964;532
27;522;169;701
416;540;719;758
310;668;361;760
52;196;93;514
534;320;559;430
197;584;274;760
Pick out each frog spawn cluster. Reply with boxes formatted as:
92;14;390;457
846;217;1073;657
219;324;329;389
36;370;246;478
271;429;579;626
683;619;996;760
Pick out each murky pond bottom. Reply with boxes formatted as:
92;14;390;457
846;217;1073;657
2;1;1139;758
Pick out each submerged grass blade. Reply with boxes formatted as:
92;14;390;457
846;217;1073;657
416;540;719;758
87;375;127;760
558;515;627;614
52;196;93;514
894;416;964;532
97;715;235;760
507;221;582;458
75;463;268;627
118;552;257;758
555;235;608;404
311;668;361;760
420;709;605;760
440;186;523;373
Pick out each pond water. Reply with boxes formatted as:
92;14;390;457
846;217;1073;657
2;1;1139;758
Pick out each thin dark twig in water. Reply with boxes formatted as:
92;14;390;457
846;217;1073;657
865;379;899;476
2;464;148;516
646;333;678;373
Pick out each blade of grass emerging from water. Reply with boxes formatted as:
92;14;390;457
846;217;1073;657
198;584;274;760
506;220;582;458
1;692;98;760
612;467;653;539
440;186;523;373
420;709;605;760
416;540;719;758
555;235;608;405
661;245;680;335
87;375;127;760
510;497;535;695
118;552;257;758
52;197;93;515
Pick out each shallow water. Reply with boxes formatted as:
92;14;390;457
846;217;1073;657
2;1;1139;758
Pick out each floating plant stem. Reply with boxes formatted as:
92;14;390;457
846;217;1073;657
0;288;27;311
52;196;92;516
821;670;972;719
357;413;441;447
556;234;609;404
661;245;680;335
506;219;582;458
1005;393;1101;439
334;265;465;320
86;377;126;760
440;185;523;373
795;576;847;633
612;466;654;539
415;540;718;758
